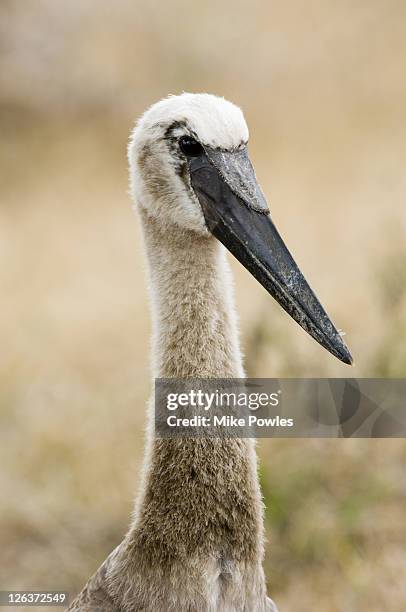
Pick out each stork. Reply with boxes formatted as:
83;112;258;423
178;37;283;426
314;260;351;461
68;93;352;612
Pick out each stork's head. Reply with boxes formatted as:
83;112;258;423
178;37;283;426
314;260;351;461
129;93;353;365
129;92;250;233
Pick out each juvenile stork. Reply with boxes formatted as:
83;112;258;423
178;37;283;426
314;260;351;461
68;93;352;612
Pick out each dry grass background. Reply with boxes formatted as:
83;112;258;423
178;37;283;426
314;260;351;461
1;1;406;610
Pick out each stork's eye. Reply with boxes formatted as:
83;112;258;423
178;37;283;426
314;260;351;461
179;136;203;157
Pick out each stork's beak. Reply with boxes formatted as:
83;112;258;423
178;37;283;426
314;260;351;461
189;146;353;365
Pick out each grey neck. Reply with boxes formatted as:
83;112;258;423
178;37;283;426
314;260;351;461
108;208;265;608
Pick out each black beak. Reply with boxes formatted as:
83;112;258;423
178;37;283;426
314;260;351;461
188;146;353;365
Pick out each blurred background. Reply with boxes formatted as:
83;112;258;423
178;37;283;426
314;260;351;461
1;1;406;610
